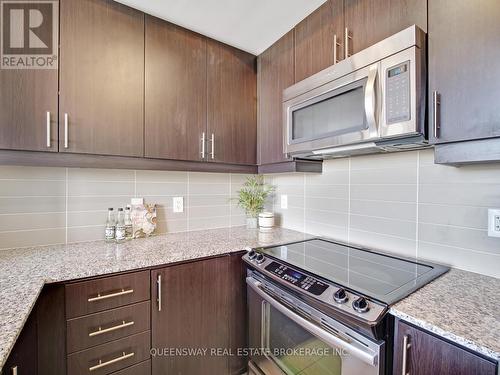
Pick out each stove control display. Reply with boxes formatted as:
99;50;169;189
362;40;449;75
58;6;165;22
265;261;328;296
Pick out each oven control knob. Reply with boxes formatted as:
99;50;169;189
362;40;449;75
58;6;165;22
333;288;348;304
248;250;257;260
352;297;369;313
255;254;265;264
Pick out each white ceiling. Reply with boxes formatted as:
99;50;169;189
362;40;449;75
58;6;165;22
114;0;327;55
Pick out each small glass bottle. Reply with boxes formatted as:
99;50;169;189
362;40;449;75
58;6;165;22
105;208;116;242
124;206;133;240
115;208;126;243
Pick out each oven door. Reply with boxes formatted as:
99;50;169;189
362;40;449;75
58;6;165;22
284;63;380;156
247;276;383;375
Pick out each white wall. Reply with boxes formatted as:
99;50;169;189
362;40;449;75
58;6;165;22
268;148;500;278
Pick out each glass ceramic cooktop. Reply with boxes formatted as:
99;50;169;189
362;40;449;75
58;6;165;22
259;239;444;304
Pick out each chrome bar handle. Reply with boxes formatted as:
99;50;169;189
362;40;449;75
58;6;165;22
333;34;341;64
433;91;440;139
345;28;352;58
401;334;411;375
157;274;162;312
87;288;134;302
89;320;135;337
200;132;206;159
46;112;51;148
210;133;215;160
64;113;69;148
365;66;378;136
89;352;134;372
11;366;18;375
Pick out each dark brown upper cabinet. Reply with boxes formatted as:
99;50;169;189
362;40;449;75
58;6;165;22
0;69;58;152
294;0;344;82
257;31;295;166
344;0;426;56
59;0;144;157
207;40;257;165
429;0;500;145
145;16;207;162
393;320;497;375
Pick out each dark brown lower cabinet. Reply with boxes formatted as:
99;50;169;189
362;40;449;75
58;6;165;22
2;284;66;375
393;320;497;375
151;253;247;375
2;311;37;375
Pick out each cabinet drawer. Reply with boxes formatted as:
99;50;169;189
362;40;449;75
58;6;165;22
67;301;150;354
66;271;150;318
111;360;151;375
67;331;150;375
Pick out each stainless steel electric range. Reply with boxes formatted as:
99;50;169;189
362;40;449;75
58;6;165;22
243;238;449;375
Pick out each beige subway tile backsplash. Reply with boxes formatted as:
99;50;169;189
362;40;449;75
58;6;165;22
268;149;500;278
0;167;254;249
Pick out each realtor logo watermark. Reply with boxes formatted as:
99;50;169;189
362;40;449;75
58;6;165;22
0;0;58;69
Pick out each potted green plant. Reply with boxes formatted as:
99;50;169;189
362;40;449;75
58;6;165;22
235;175;275;229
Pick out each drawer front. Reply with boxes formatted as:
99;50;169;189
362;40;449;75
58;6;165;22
67;331;150;375
66;271;150;318
67;301;150;354
111;360;151;375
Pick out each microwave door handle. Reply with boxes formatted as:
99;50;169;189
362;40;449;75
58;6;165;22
364;67;378;136
246;277;379;367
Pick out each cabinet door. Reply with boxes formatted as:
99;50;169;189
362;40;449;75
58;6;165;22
294;0;344;82
59;0;144;157
151;254;246;375
393;320;497;375
145;16;207;162
3;312;37;375
257;31;295;165
429;0;500;144
0;71;57;152
344;0;426;55
207;40;257;165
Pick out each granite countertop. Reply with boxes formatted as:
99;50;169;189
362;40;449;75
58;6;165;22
0;226;310;369
390;268;500;362
1;228;498;369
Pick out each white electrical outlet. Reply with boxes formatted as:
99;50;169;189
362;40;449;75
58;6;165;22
488;209;500;238
280;194;288;209
173;197;184;213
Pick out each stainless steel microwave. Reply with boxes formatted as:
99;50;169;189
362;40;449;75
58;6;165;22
283;25;427;159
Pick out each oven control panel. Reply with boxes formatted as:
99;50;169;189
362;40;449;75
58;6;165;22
264;261;329;296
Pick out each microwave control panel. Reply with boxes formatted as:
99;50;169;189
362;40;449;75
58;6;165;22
386;61;410;124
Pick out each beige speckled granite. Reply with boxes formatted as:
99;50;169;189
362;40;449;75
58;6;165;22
0;227;311;370
390;268;500;362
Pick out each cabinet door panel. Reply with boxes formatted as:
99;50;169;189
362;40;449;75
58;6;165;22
3;312;37;375
394;320;497;375
0;69;58;152
207;40;256;165
257;31;295;165
344;0;426;55
152;254;246;375
145;16;207;162
429;0;500;144
59;0;144;157
294;0;344;82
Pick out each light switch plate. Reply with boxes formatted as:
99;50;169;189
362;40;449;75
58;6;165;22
173;197;184;213
280;194;288;209
488;209;500;238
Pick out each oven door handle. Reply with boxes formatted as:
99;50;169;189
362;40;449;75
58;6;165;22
247;277;379;367
364;66;378;137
